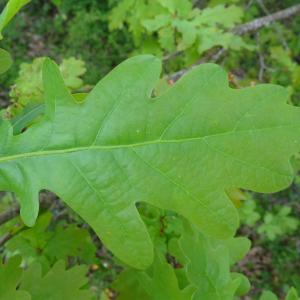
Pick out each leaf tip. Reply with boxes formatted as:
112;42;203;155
42;57;58;74
19;194;39;228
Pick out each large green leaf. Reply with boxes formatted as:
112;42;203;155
0;55;300;269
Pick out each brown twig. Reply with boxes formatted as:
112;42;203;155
0;192;57;226
255;0;289;50
0;206;19;226
0;233;13;247
169;48;226;81
168;4;300;81
233;4;300;35
256;33;267;82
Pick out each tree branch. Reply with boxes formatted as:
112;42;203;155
169;4;300;81
0;192;56;226
0;233;13;247
0;205;19;226
233;4;300;35
169;48;226;82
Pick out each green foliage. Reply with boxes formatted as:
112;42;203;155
0;0;30;39
240;196;299;241
257;206;299;241
0;257;93;300
5;212;97;268
286;288;300;300
109;0;254;59
0;0;30;76
269;46;300;98
239;198;261;226
175;223;251;299
1;55;300;271
260;290;279;300
0;256;30;300
58;57;86;89
0;0;133;89
113;218;250;300
260;288;300;300
1;1;300;298
114;253;194;300
20;260;93;300
63;9;133;84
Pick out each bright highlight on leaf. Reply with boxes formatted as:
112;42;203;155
0;55;300;269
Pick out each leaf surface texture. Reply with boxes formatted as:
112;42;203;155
0;55;300;268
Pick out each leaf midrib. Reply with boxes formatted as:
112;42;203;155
0;124;297;163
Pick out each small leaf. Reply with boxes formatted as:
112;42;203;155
260;291;278;300
59;57;86;90
6;213;96;266
158;26;175;51
44;224;97;264
108;0;135;30
0;256;31;300
198;29;254;54
239;199;261;226
231;273;251;296
5;213;53;266
142;15;171;33
286;287;300;300
193;5;243;28
20;260;93;300
0;48;12;74
173;20;197;50
225;236;251;265
157;0;192;17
